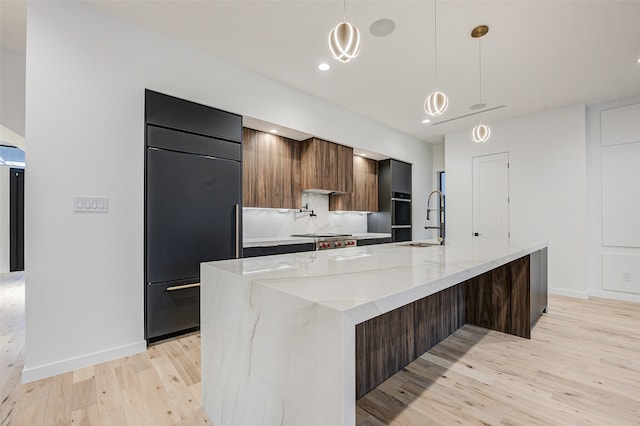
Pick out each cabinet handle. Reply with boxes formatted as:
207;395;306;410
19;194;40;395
166;283;200;291
235;203;240;259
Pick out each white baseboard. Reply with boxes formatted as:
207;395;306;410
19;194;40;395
588;289;640;304
22;340;147;383
549;287;589;299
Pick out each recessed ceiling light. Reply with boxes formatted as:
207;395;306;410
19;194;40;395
369;18;396;37
358;153;367;157
269;129;278;134
422;118;432;124
318;63;330;71
636;57;640;64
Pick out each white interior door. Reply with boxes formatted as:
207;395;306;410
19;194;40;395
472;152;510;239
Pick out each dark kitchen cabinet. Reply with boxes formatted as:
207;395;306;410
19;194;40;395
301;137;353;193
329;155;378;212
243;128;301;209
529;248;548;328
368;159;412;242
390;159;412;194
243;243;315;258
356;237;392;246
144;90;242;343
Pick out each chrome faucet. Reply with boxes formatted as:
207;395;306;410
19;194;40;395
425;190;445;245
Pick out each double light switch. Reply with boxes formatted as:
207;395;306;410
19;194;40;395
74;196;108;213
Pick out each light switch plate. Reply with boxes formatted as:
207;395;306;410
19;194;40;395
74;196;108;213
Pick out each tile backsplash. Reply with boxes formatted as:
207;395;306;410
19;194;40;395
243;192;368;239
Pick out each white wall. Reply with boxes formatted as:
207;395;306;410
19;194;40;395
24;2;433;381
445;104;587;298
586;96;640;303
0;166;9;272
0;47;26;136
432;142;445;177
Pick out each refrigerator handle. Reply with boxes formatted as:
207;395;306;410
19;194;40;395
235;203;240;259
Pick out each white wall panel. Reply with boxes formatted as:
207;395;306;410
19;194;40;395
602;253;640;294
601;143;640;247
600;104;640;146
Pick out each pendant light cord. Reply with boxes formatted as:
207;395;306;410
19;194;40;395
479;38;482;103
343;0;346;21
434;0;438;88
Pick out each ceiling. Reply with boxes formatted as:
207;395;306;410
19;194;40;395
2;1;640;144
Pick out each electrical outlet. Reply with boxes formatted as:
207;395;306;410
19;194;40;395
74;196;108;213
622;272;632;282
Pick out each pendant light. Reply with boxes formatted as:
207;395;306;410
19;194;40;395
328;0;361;63
424;0;448;117
471;25;491;143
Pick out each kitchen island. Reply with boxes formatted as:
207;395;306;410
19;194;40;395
201;239;547;425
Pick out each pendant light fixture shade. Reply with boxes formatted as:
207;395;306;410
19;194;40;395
424;0;449;117
329;22;361;62
471;25;491;142
472;124;491;143
424;91;449;116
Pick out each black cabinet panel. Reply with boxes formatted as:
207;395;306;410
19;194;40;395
356;238;392;247
540;247;548;314
147;125;240;161
243;243;315;258
390;160;412;194
529;248;548;328
146;147;241;285
392;228;412;242
147;282;200;341
145;89;242;142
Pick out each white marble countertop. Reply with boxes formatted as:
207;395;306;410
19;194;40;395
205;238;546;324
243;233;391;248
201;237;547;425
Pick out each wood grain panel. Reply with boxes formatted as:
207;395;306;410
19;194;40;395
465;255;531;336
301;138;353;193
491;265;510;333
330;155;378;212
242;128;301;209
356;285;465;398
510;255;531;338
336;144;354;193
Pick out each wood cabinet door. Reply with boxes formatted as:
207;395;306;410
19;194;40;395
330;155;378;212
243;128;301;209
336;144;353;193
301;137;339;192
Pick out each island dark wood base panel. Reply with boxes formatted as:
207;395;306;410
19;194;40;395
355;253;545;399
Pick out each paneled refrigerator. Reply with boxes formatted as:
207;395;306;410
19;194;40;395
145;90;242;342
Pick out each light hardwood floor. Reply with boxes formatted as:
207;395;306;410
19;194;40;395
2;272;639;425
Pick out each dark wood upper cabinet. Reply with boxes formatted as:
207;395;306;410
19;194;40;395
336;144;354;194
329;156;378;212
301;138;353;193
243;128;301;209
